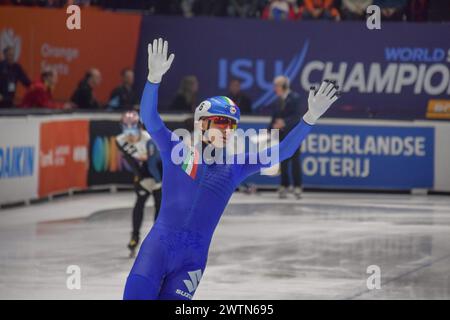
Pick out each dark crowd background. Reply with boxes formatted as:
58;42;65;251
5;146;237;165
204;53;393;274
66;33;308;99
1;0;449;114
1;0;449;22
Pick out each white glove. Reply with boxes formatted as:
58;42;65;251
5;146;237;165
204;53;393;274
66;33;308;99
139;178;156;192
303;80;340;125
147;38;175;84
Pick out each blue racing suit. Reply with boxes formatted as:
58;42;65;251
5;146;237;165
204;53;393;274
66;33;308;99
123;81;313;300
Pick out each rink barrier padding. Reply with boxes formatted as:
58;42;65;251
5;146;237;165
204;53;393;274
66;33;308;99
1;113;449;206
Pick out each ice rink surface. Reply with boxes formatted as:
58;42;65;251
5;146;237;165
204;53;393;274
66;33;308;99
1;191;450;300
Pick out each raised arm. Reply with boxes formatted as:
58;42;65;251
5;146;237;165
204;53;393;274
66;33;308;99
140;38;177;153
238;80;340;179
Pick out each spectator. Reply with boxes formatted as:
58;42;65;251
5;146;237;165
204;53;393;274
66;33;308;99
300;0;341;20
0;46;31;108
149;0;182;15
426;0;450;22
169;75;199;112
270;76;305;199
107;68;139;111
192;0;228;16
10;0;71;6
66;0;93;6
373;0;407;21
20;69;65;109
341;0;373;20
180;0;196;17
70;68;102;109
227;78;252;114
261;0;297;20
406;0;428;22
227;0;262;18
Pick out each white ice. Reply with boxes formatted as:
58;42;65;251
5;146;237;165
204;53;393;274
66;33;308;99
1;191;450;299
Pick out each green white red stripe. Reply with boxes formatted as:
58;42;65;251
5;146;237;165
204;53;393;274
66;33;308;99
219;96;236;106
181;147;199;179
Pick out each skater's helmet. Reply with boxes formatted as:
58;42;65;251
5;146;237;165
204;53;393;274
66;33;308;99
194;96;240;126
120;110;140;135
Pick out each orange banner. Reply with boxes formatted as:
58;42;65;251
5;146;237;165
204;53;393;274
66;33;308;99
39;120;89;197
0;6;141;104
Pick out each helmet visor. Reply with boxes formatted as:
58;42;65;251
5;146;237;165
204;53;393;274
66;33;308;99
204;116;237;130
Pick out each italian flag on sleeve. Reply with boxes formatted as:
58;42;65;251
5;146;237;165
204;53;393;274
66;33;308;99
181;146;199;179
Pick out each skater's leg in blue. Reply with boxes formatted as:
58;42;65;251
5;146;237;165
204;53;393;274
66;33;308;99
123;229;168;300
123;274;160;300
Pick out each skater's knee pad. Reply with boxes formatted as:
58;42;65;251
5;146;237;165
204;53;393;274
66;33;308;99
123;274;160;300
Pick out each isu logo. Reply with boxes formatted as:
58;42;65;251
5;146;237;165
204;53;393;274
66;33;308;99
175;269;202;300
0;28;21;61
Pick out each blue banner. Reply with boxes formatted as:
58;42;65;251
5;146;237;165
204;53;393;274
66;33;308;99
135;17;450;120
301;124;434;189
243;123;434;190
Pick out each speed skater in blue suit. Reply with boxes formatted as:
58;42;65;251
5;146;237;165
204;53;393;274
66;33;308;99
123;38;340;300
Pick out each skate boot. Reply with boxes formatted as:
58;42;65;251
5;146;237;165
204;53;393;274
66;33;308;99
278;186;288;199
294;187;302;199
127;234;140;258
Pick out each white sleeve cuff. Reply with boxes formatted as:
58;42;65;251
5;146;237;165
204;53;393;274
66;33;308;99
147;74;162;84
302;111;317;125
